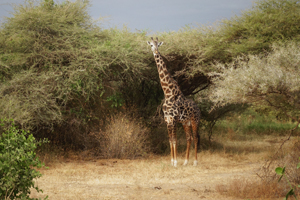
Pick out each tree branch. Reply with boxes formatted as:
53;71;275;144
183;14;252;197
266;119;300;169
265;98;299;123
190;84;209;95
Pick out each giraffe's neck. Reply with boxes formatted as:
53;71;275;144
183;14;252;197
153;53;183;99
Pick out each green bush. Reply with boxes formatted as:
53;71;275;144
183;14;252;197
0;119;47;200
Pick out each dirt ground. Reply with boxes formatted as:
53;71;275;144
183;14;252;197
30;136;291;200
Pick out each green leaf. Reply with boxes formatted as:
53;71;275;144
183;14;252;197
276;167;286;182
275;167;285;175
297;161;300;169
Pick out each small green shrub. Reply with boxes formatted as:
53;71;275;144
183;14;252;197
100;113;150;159
0;119;47;200
276;164;299;200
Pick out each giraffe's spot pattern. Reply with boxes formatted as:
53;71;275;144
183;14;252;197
148;38;200;166
161;82;168;87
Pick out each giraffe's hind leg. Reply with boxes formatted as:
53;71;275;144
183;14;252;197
191;119;199;166
183;123;192;166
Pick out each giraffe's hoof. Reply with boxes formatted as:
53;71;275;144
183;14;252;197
193;160;198;166
173;160;178;167
183;160;188;166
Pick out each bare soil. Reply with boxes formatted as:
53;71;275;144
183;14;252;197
30;136;290;200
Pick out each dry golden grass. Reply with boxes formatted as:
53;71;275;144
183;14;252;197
216;178;290;200
30;135;298;200
99;113;150;159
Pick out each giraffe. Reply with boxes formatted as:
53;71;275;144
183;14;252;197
147;37;201;167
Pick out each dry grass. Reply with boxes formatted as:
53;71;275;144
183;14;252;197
30;133;299;200
98;113;151;159
214;135;300;200
31;154;257;200
216;178;288;200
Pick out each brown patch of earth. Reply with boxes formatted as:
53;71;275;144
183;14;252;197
30;152;263;200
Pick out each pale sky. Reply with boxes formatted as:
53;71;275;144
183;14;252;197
0;0;255;32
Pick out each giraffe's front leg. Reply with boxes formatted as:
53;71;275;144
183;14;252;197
173;142;177;167
167;122;177;167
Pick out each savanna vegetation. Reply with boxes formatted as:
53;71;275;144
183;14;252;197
1;0;300;199
0;119;47;199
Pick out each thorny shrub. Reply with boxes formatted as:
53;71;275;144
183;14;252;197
209;42;300;124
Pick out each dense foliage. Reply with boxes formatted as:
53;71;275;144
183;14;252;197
0;0;300;149
161;0;300;75
209;42;300;124
0;0;153;147
0;0;149;127
0;119;46;200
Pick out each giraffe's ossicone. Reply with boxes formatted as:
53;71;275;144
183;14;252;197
147;37;201;167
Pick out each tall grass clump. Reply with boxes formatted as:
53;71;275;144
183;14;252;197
100;113;150;159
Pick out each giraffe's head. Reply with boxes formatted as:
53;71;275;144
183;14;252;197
147;37;163;55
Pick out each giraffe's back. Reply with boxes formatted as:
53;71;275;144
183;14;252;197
163;95;200;125
178;98;201;124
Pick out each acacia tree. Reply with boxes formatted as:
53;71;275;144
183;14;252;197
0;0;150;148
209;42;300;127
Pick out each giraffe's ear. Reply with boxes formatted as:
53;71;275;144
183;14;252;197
147;41;151;45
158;42;163;47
